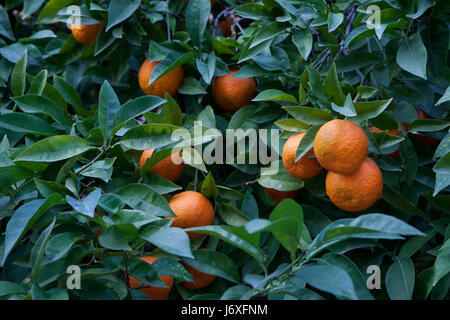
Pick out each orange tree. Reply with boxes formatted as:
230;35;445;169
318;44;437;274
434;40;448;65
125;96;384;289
0;0;449;300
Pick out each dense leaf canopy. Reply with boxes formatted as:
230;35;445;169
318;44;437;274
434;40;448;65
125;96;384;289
0;0;449;300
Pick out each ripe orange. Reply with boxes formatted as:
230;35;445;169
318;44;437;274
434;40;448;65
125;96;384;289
325;157;383;212
282;132;322;179
128;257;174;300
218;17;234;37
140;149;184;182
314;119;368;174
369;126;400;159
264;187;298;205
212;68;256;113
138;58;184;98
181;263;216;289
168;191;215;239
71;23;105;46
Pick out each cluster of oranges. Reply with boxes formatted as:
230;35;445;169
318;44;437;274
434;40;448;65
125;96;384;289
281;119;383;213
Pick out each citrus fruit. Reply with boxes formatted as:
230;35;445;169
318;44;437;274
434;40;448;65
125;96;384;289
314;119;369;174
71;23;105;46
181;263;216;289
325;157;383;212
168;191;215;238
282;132;322;179
369;126;400;159
140;149;184;182
128;257;174;300
264;187;298;205
218;17;234;37
212;68;256;113
138;58;184;98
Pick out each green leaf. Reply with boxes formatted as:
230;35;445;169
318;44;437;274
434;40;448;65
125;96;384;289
178;77;206;95
396;33;427;79
382;183;425;218
117;184;175;217
186;0;211;46
185;225;265;270
321;253;373;300
258;161;304;191
148;52;192;85
0;165;34;190
295;264;358;300
11;95;70;126
292;29;312;61
0;281;28;297
253;89;297;103
235;4;272;20
140;227;194;259
386;257;415;300
201;172;218;199
408;119;449;133
182;250;240;284
324;63;346;105
11;50;27;97
1;194;62;266
0;113;57;136
332;94;357;117
106;0;141;31
99;226;131;251
14;135;94;163
0;5;15;40
269;199;303;253
98;81;121;140
36;0;74;23
283;106;333;125
295;125;320;162
196;52;216;85
28;70;48;95
250;21;286;49
31;218;56;281
350;99;393;121
433;152;450;195
327;12;344;32
112;95;165;135
67;189;102;218
80;158;116;182
436;86;450;106
434;248;450;286
53;76;82;112
120;124;186;150
45;232;83;261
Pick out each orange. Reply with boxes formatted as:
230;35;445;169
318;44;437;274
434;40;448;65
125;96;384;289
212;68;256;113
326;157;383;212
138;58;184;98
282;132;322;179
71;23;105;46
140;149;184;182
168;191;215;239
181;263;216;289
369;127;400;159
314;119;368;174
128;257;174;300
264;187;298;205
218;17;234;37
